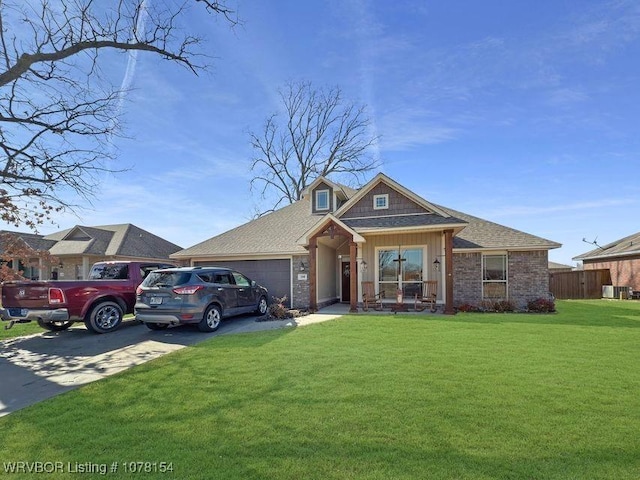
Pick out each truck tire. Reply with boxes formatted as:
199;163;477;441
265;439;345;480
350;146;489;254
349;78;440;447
84;301;123;334
37;319;73;332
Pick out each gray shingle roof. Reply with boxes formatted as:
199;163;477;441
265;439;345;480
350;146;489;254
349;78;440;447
342;213;467;230
172;198;320;258
573;231;640;261
45;224;182;259
436;206;561;250
173;182;560;258
0;230;56;253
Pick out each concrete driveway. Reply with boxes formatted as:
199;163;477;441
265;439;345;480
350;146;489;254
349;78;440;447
0;309;344;417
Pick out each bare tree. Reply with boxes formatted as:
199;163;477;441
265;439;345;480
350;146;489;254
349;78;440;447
249;80;380;214
0;0;237;230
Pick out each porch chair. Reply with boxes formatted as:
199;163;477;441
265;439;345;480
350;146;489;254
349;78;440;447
362;281;384;311
414;280;438;312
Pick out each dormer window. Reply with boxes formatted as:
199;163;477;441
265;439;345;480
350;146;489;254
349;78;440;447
373;194;389;210
315;189;330;211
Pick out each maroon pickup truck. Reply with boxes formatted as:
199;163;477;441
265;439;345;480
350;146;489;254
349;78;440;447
0;261;174;334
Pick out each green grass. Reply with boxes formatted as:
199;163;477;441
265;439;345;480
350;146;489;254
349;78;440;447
0;315;136;340
0;320;44;340
1;300;639;479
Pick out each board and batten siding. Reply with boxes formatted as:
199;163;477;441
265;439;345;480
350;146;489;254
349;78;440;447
357;232;444;300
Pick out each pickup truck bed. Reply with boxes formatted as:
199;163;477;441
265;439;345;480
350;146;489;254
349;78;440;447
1;261;174;333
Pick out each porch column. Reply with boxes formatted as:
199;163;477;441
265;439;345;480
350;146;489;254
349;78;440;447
444;229;455;314
309;237;317;311
349;241;358;312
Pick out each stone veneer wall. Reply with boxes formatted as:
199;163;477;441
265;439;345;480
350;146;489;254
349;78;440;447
291;254;310;309
453;250;550;309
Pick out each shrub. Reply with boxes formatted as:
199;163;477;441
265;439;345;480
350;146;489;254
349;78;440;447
457;303;480;313
493;300;515;313
527;297;556;313
268;295;290;319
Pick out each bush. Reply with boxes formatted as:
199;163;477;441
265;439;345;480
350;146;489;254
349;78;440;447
457;303;481;313
527;297;556;313
493;300;515;313
268;295;290;319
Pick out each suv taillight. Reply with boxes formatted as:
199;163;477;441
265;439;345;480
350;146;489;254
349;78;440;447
173;285;203;295
49;288;65;304
136;286;143;296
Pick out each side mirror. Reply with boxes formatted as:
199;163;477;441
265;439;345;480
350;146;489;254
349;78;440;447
251;280;257;287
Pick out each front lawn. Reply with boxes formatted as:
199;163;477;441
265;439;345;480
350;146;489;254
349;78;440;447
0;321;43;340
1;300;639;479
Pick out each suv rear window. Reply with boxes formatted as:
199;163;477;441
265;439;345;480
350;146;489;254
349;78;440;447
143;271;192;287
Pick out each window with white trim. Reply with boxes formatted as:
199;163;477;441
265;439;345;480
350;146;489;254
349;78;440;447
373;194;389;210
315;189;329;211
482;254;507;299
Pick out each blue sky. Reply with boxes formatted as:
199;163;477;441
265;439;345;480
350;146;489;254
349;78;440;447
23;0;640;266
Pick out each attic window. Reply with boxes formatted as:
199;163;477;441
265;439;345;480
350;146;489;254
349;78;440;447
316;189;330;211
373;194;389;210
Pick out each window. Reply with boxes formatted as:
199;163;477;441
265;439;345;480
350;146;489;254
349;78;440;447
232;272;251;287
315;189;330;211
377;247;424;299
483;254;507;299
373;194;389;210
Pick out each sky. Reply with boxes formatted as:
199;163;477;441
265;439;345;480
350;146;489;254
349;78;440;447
12;0;640;266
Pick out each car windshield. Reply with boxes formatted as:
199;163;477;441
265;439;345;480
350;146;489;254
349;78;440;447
89;264;129;280
143;271;191;288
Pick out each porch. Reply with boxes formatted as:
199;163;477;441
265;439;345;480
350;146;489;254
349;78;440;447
301;218;456;314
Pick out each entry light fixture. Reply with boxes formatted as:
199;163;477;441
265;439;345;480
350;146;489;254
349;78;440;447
299;261;307;271
433;258;441;271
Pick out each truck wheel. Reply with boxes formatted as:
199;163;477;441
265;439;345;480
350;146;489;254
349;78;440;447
198;304;221;332
37;319;73;332
84;301;123;334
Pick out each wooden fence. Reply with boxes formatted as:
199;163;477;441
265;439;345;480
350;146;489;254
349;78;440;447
549;269;612;299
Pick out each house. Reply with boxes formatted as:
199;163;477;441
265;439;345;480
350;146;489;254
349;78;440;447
548;261;574;273
573;231;640;293
172;174;560;312
0;224;182;280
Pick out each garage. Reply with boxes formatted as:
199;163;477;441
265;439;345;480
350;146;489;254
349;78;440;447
194;259;291;305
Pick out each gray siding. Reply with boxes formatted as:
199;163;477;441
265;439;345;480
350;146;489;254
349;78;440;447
341;183;428;219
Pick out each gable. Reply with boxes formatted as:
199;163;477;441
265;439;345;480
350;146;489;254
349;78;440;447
311;181;334;214
340;182;431;219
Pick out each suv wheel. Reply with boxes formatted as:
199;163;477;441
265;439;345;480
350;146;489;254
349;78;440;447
198;304;221;332
256;296;268;315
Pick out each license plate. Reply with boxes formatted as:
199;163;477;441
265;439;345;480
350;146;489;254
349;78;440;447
149;296;163;305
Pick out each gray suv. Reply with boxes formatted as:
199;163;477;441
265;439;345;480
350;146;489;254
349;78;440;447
135;267;269;332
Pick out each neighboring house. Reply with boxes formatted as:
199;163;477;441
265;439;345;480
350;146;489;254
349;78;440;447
172;173;560;313
549;261;574;273
0;224;182;280
573;231;640;292
0;231;57;280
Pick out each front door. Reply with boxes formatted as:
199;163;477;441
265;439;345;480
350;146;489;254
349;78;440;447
341;261;352;302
